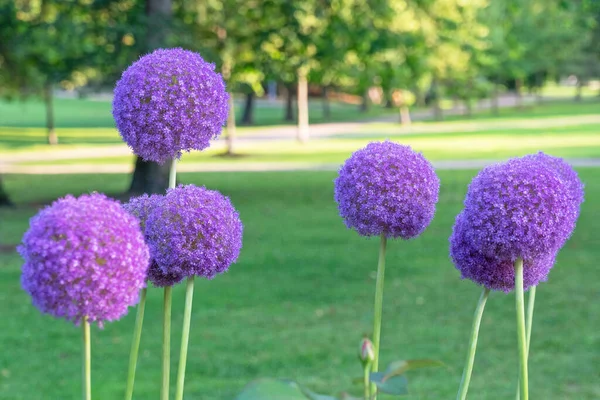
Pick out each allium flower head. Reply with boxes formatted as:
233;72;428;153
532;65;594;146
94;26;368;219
145;184;243;279
450;212;556;292
19;193;149;326
334;141;440;239
461;156;572;261
112;48;229;163
124;194;184;287
523;152;584;246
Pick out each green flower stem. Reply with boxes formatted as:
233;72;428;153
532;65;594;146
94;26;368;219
175;276;195;400
161;286;172;400
363;362;371;400
160;158;178;400
515;258;529;400
456;287;490;400
82;316;91;400
516;285;536;400
124;288;147;400
169;159;177;189
370;233;387;399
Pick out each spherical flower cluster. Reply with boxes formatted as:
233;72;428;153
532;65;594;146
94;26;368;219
450;212;556;292
145;185;243;279
19;193;149;326
124;194;184;288
523;152;584;247
112;48;229;164
334;141;440;239
450;153;584;292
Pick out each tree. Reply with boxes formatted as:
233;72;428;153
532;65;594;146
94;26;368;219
0;1;100;144
127;0;174;195
0;176;13;207
180;0;264;155
259;0;330;142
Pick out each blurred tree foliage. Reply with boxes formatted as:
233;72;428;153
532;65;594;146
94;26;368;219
1;0;598;193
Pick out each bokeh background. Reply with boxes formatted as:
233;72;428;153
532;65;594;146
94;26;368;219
0;0;599;399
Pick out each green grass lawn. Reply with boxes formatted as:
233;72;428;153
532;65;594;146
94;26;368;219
0;169;598;399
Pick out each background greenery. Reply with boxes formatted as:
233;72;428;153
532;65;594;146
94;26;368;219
0;167;598;399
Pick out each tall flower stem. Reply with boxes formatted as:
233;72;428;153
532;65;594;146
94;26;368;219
124;288;147;400
169;159;177;189
370;233;387;399
363;361;371;400
160;158;178;400
82;316;91;400
175;276;195;400
515;258;528;400
456;287;490;400
161;286;172;400
516;285;536;400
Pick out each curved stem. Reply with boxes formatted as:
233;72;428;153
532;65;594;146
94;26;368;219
370;233;387;399
161;286;172;400
82;316;91;400
124;288;147;400
175;276;195;400
456;287;490;400
516;285;536;400
515;258;528;400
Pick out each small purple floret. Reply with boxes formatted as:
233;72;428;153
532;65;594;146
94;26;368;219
19;193;149;326
124;194;184;287
112;48;229;163
145;185;243;279
334;141;440;239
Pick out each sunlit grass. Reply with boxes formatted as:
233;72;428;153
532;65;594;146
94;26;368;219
1;170;598;399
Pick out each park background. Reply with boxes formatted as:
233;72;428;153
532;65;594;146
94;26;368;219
0;0;599;399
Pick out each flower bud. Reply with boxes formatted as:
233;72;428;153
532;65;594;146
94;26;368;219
359;338;375;366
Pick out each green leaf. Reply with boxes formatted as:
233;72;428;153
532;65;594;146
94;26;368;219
369;372;409;396
299;387;339;400
383;359;445;380
235;379;309;400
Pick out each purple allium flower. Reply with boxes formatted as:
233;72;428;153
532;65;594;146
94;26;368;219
523;152;584;246
112;48;229;164
145;184;243;279
460;157;572;261
124;194;184;288
19;193;149;326
334;141;440;239
449;154;584;292
450;212;556;292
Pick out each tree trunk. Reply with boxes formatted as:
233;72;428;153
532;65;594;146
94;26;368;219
432;76;443;121
128;158;172;195
399;106;411;126
515;78;523;109
240;92;255;125
297;68;309;143
322;86;331;120
535;71;544;105
44;82;57;145
359;90;369;112
0;175;13;207
492;82;499;116
128;0;173;195
574;78;583;102
226;94;236;155
284;84;294;122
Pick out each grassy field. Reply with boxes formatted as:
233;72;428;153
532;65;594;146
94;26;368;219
2;101;600;168
0;169;598;400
